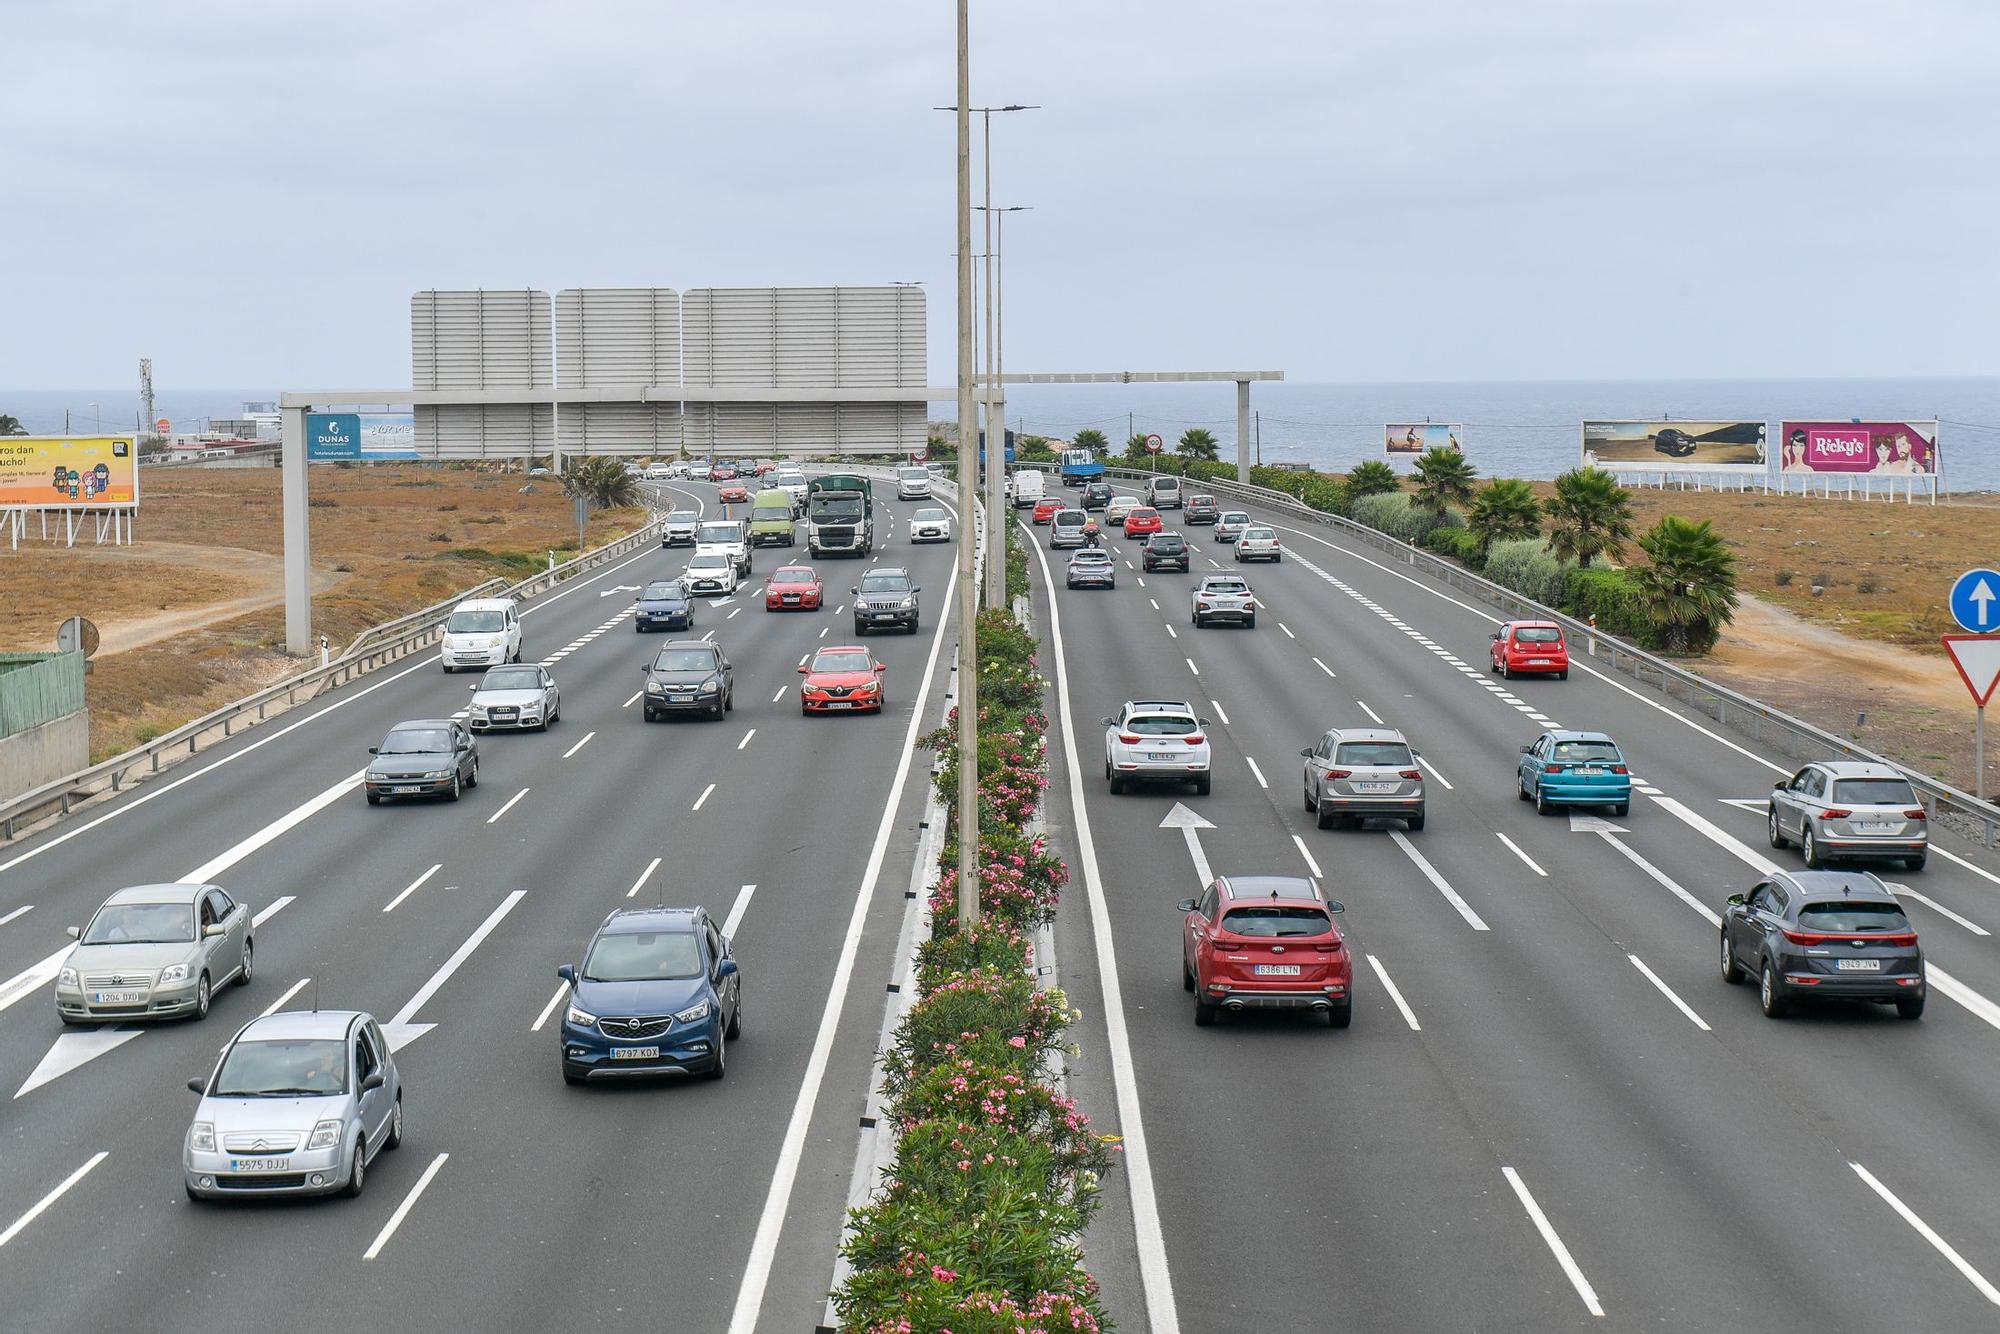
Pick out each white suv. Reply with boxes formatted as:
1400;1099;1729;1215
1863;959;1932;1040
895;465;933;500
441;597;522;673
1103;699;1212;795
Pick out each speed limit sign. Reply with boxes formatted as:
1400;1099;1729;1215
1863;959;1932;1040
1144;434;1165;455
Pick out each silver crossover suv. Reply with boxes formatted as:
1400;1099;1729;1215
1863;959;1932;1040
184;1009;402;1200
56;883;254;1024
1768;761;1929;871
1301;727;1426;831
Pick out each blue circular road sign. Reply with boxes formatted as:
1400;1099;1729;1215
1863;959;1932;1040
1949;567;2000;634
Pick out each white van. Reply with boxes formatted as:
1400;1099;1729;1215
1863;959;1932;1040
895;465;933;500
1146;475;1183;509
441;597;522;673
1011;468;1045;509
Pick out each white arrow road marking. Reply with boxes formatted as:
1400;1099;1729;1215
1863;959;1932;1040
0;948;76;1015
1568;813;1629;834
1159;802;1216;889
1970;577;1995;628
1388;830;1489;930
598;585;641;597
15;1027;145;1099
381;890;526;1052
0;1152;107;1250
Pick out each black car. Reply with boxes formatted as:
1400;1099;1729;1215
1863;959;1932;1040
853;567;921;635
641;641;735;721
634;580;695;632
1080;481;1112;510
1720;870;1924;1019
1184;495;1219;524
1142;533;1190;573
1652;428;1699;457
365;719;478;804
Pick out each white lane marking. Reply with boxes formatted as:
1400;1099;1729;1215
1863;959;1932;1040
0;906;30;928
1280;622;1296;639
1627;954;1712;1031
1650;795;1778;875
726;542;958;1334
622;690;642;708
1312;657;1336;678
702;630;717;643
1291;834;1323;878
1208;699;1230;726
561;730;596;759
728;608;742;619
382;890;526;1051
250;896;294;929
384;864;442;913
1149;599;1160;611
1356;700;1384;725
737;729;756;751
692;783;716;811
16;1026;146;1099
1367;955;1421;1031
1009;530;1182;1334
1503;1165;1605;1317
1124;560;1135;570
530;981;568;1032
1495;832;1546;876
1889;884;1989;936
1929;966;2000;1034
0;947;71;1015
625;856;663;900
260;976;312;1017
363;1152;450;1261
1165;625;1178;640
722;883;757;938
1245;756;1268;789
1849;1162;2000;1306
798;652;810;667
819;627;829;640
1934;846;2000;887
183;771;362;884
1596;831;1722;927
772;686;787;703
1136;576;1146;588
1186;657;1200;676
1389;829;1489;930
0;1152;108;1250
1416;755;1454;790
485;787;530;825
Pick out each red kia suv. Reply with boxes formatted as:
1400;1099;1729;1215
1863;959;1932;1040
1490;620;1569;679
1179;875;1351;1027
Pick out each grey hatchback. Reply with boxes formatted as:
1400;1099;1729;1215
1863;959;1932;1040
56;883;253;1025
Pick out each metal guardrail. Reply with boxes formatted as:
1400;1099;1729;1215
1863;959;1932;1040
1068;462;2000;848
0;510;667;840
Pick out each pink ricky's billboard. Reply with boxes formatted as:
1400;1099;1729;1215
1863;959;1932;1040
1778;421;1939;476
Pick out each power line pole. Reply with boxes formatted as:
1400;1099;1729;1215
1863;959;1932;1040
139;358;156;441
1255;410;1262;467
953;0;980;930
981;111;999;611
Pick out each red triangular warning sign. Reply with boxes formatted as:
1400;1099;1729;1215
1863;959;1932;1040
1943;635;2000;707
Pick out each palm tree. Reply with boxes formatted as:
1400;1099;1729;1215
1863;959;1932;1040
1467;479;1542;549
1545;467;1635;565
1409;447;1476;518
1177;427;1219;461
561;455;640;511
1346;459;1400;498
0;414;26;437
1123;432;1154;462
1630;515;1739;654
1071;427;1109;456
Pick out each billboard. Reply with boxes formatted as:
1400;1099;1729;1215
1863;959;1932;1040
308;412;420;461
1386;423;1462;454
0;436;138;507
1777;421;1938;476
1582;420;1766;473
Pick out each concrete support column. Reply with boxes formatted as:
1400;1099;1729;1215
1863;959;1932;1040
1235;379;1251;483
282;406;313;656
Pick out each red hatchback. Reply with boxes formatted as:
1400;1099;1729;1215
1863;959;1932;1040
718;484;751;504
1490;620;1569;679
1179;875;1351;1028
1123;507;1164;537
1032;497;1063;525
708;463;738;482
798;645;886;714
765;564;824;612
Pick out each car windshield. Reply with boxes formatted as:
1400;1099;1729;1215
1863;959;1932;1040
1832;778;1918;806
752;505;790;522
1336;742;1413;767
667;510;699;522
898;468;928;480
1131;509;1158;519
773;569;815;584
480;668;542;691
446;610;504;633
1220;513;1248;524
1203;580;1248;595
689;554;728;570
212;1038;349;1097
811;498;864;519
913;509;946;522
1127;715;1197;735
583;931;703;982
1071;552;1111;564
861;574;909;593
1551;739;1621;762
812;651;873;673
379;728;452;755
1054;512;1085;526
1220;907;1331;938
1243;528;1274;540
1798;902;1913;933
1148;536;1184;549
642;582;683;600
697;524;741;542
1190;496;1215;506
653;649;717;672
83;902;194;944
1514;626;1563;644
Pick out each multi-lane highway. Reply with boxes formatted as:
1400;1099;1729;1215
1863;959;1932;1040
6;467;2000;1333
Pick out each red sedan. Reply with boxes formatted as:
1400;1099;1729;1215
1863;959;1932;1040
1123;507;1164;537
1032;497;1063;525
766;564;824;612
1490;620;1569;680
1180;875;1351;1028
718;484;751;504
708;464;738;482
798;645;886;714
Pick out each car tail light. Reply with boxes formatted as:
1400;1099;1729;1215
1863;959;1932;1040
1185;735;1205;745
1544;763;1562;775
1904;808;1927;821
1818;809;1852;820
1312;942;1341;953
1610;765;1629;775
1783;929;1919;947
1398;768;1422;780
1196;601;1211;611
1119;734;1142;745
1324;769;1351;780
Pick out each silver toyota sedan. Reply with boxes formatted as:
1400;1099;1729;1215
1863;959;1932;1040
184;1009;403;1200
55;883;253;1025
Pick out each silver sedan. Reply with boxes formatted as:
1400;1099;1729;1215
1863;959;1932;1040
468;663;560;731
55;883;253;1025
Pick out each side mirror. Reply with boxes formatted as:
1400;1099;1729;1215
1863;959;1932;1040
1175;898;1197;913
911;586;921;594
1326;901;1346;914
556;964;575;983
1491;631;1502;641
1300;748;1312;758
468;682;479;690
715;959;739;981
66;925;81;940
1726;893;1746;907
1519;745;1532;754
1412;749;1423;759
367;747;379;755
188;1076;207;1095
1100;717;1114;727
360;1070;387;1093
873;664;887;673
797;664;809;674
1773;781;1787;791
203;923;226;939
641;664;651;674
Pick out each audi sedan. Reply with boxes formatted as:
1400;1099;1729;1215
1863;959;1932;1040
56;883;254;1026
1066;549;1117;590
467;663;560;731
765;565;824;612
634;580;695;632
1180;876;1350;1028
1720;871;1924;1019
558;907;741;1083
799;645;887;714
1302;727;1425;831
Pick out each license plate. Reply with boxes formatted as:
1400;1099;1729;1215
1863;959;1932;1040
228;1158;293;1172
1852;821;1894;833
871;613;895;620
91;989;145;1004
782;596;800;603
1528;658;1551;665
1147;752;1177;761
825;702;853;710
611;1046;660;1060
1351;781;1395;793
1836;959;1882;971
1575;767;1605;776
1254;964;1301;976
390;786;422;794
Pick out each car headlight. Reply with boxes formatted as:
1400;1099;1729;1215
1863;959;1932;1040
159;963;191;985
565;1000;598;1027
699;679;720;694
425;769;455;780
190;1121;216;1153
306;1119;344;1151
674;999;711;1025
647;682;666;694
58;966;78;988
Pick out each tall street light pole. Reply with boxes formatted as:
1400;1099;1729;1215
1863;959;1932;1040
978;203;1029;610
952;1;980;929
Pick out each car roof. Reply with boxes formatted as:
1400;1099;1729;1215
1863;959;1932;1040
1125;699;1196;714
104;882;208;906
600;906;704;934
1217;875;1324;904
455;597;515;612
1505;620;1563;630
1197;573;1247;584
815;644;871;655
1325;727;1408;744
389;718;458;730
1771;870;1897;903
862;566;911;577
237;1009;366;1042
772;565;817;577
1813;761;1908;779
1545;730;1615;743
1069;548;1112;558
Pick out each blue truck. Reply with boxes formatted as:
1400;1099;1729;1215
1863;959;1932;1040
1059;449;1105;487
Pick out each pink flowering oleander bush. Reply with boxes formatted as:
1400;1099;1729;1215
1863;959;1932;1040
879;968;1076;1100
917;918;1032;981
928;830;1066;927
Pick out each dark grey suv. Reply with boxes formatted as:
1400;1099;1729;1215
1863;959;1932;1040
642;641;735;721
853;567;920;634
1720;870;1924;1020
1141;533;1189;573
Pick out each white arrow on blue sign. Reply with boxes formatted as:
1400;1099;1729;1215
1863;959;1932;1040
1948;568;2000;633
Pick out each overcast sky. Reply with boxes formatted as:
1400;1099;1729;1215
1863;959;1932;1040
4;0;1996;389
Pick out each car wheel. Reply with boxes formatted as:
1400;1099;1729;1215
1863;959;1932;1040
1499;660;1510;679
1182;955;1195;992
447;773;461;802
1719;928;1744;984
1759;960;1789;1018
1896;996;1926;1021
1557;670;1569;680
1316;798;1334;830
441;664;453;674
465;759;478;789
1534;781;1552;816
192;973;210;1021
562;1068;586;1086
1767;806;1788;849
1905;854;1928;872
1246;613;1257;629
236;938;253;986
1407;814;1426;832
854;622;866;636
724;687;734;712
1517;772;1530;802
1109;772;1125;795
707;1028;728;1080
1304;782;1316;814
1489;658;1499;675
1194;773;1211;796
386;1096;404;1150
344;1138;367;1197
726;994;742;1039
1801;825;1822;869
185;1183;206;1202
1194;996;1217;1027
1327;1000;1352;1029
366;791;381;806
1609;802;1628;817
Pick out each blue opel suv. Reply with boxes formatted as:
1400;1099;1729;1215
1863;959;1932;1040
556;907;741;1084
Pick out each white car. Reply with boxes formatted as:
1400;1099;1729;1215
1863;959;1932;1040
1213;511;1251;544
895;465;933;501
644;463;671;480
1192;574;1257;628
774;470;809;511
1105;495;1139;527
1234;526;1282;563
440;597;522;673
661;509;702;547
908;507;953;543
467;663;560;732
695;520;751;575
682;552;739;597
1011;469;1045;510
1103;699;1212;796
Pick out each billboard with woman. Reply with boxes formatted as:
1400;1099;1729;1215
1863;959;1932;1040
1777;422;1939;476
1385;423;1462;454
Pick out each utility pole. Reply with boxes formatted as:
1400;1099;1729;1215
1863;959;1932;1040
1255;410;1262;467
981;111;1000;612
953;0;980;929
139;358;156;441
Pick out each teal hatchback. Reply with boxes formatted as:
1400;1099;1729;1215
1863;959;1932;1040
1518;730;1631;816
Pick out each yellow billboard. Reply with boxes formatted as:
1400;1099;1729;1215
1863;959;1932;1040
0;436;139;508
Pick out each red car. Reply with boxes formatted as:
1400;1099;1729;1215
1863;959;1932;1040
766;564;824;612
1490;620;1569;679
718;484;751;504
708;463;738;482
798;645;886;714
1123;507;1164;537
753;461;777;476
1032;497;1063;525
1180;875;1351;1028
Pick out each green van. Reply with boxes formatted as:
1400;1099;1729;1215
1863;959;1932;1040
748;488;797;547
